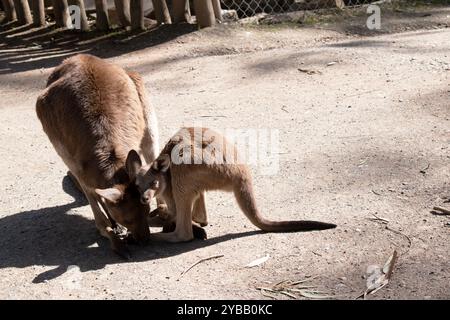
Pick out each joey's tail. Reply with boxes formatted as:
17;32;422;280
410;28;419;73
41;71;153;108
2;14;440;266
233;180;336;232
248;217;336;232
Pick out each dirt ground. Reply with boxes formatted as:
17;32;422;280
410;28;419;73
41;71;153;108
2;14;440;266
0;4;449;300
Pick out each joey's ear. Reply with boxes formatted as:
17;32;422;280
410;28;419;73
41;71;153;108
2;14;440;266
95;188;123;204
126;149;142;181
152;154;170;173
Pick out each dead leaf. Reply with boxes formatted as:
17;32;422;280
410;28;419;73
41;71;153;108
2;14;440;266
280;291;297;299
245;255;270;268
363;250;398;298
298;290;334;299
256;276;335;300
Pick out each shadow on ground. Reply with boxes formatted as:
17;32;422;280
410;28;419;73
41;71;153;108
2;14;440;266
0;20;197;75
0;174;263;284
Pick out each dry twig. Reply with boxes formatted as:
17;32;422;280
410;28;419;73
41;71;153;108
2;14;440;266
371;189;382;196
432;206;450;215
385;226;412;251
368;213;390;224
367;214;411;256
298;68;322;75
177;254;224;280
420;163;430;174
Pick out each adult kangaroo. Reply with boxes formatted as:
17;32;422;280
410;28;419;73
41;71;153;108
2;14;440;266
36;54;159;258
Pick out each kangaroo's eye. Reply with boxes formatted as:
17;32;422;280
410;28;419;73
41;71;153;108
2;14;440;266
152;181;159;189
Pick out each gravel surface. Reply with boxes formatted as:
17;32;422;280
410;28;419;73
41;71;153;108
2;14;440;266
0;5;449;299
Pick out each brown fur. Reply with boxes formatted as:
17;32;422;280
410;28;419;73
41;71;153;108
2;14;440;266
132;127;337;243
36;54;159;257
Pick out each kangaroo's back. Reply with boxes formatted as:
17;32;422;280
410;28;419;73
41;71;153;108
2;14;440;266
36;54;150;188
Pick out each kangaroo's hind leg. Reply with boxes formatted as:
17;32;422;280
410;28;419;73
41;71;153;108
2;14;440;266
192;192;208;227
149;191;196;243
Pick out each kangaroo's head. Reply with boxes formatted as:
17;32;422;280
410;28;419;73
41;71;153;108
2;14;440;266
134;153;171;205
94;150;151;244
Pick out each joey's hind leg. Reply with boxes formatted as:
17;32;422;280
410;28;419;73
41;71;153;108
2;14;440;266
192;192;208;227
149;193;195;243
148;194;206;239
161;221;207;240
149;213;207;240
192;223;207;240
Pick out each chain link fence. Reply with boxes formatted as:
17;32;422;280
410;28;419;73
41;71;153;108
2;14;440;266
221;0;382;18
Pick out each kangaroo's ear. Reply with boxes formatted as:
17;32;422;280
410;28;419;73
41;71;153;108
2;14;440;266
126;149;142;181
95;188;123;204
152;154;170;173
159;154;171;172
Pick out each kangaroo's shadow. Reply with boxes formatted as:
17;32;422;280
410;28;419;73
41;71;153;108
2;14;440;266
0;175;263;284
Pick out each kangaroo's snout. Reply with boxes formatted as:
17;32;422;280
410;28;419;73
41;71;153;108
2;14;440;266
140;189;154;205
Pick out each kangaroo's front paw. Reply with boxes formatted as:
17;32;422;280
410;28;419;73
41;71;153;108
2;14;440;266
150;204;170;218
123;232;139;245
162;222;176;233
